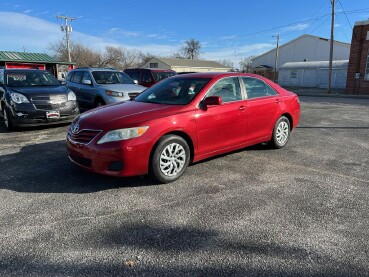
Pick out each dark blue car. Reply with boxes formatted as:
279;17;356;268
0;68;79;131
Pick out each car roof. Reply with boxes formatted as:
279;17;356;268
72;67;120;72
171;72;265;79
125;68;175;73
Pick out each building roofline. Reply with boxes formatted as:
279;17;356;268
151;57;231;69
252;34;350;61
0;50;75;65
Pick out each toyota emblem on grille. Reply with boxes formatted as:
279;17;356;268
71;123;79;134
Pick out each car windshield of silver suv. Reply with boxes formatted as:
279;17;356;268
92;71;135;85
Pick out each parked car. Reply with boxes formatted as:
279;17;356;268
67;73;300;183
124;68;176;87
0;68;79;131
66;67;146;109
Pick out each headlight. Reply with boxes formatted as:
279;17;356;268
97;126;149;144
67;91;77;101
10;93;29;104
105;90;124;97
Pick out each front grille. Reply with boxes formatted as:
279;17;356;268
31;95;68;110
34;103;67;110
128;92;140;100
31;96;50;101
68;129;102;144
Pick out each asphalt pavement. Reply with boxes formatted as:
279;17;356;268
0;96;369;276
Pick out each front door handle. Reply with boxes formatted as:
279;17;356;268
238;105;246;111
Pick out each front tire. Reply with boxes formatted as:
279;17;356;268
269;116;290;149
95;99;105;108
3;107;13;131
150;135;190;183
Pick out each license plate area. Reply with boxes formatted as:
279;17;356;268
46;110;60;118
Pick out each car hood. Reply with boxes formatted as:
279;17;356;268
8;85;69;97
98;84;146;93
77;101;183;129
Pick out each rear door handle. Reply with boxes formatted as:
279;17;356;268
238;105;246;111
275;99;280;104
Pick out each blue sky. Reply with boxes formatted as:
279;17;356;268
0;1;368;67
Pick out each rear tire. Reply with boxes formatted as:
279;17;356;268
150;135;190;183
269;116;290;149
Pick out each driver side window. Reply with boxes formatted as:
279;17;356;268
207;77;242;103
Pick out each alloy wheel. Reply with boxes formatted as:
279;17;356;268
276;121;289;145
159;142;186;176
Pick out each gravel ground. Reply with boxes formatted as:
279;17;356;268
0;96;369;276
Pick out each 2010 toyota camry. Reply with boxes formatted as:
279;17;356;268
67;73;300;183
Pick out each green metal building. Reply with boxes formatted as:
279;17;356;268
0;51;75;79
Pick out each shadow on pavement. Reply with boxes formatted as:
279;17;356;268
0;140;156;193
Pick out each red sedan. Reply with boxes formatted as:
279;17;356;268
67;73;300;183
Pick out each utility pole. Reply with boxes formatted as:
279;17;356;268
56;15;76;62
328;0;335;94
273;34;280;83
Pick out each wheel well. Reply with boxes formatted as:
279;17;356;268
282;113;293;130
94;96;105;105
149;131;195;170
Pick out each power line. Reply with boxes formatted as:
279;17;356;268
337;0;353;30
215;7;369;44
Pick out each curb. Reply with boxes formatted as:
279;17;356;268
293;92;369;99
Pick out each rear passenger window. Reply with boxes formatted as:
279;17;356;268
71;71;83;83
242;77;277;99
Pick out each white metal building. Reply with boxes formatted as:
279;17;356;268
251;34;350;79
141;57;231;73
278;60;349;89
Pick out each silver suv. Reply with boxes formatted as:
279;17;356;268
66;68;146;109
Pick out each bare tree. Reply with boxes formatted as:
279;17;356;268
48;40;101;67
48;40;155;69
137;52;156;67
180;38;201;59
239;55;256;73
217;59;234;71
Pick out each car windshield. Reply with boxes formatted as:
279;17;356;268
92;71;135;85
134;77;211;105
152;71;176;82
6;71;60;87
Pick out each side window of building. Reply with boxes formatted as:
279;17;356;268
71;71;83;83
207;77;242;103
242;77;276;99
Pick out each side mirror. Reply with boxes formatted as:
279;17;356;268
82;79;92;85
134;80;138;84
59;80;67;85
202;96;222;106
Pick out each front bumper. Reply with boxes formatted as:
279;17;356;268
9;101;80;127
66;134;152;177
